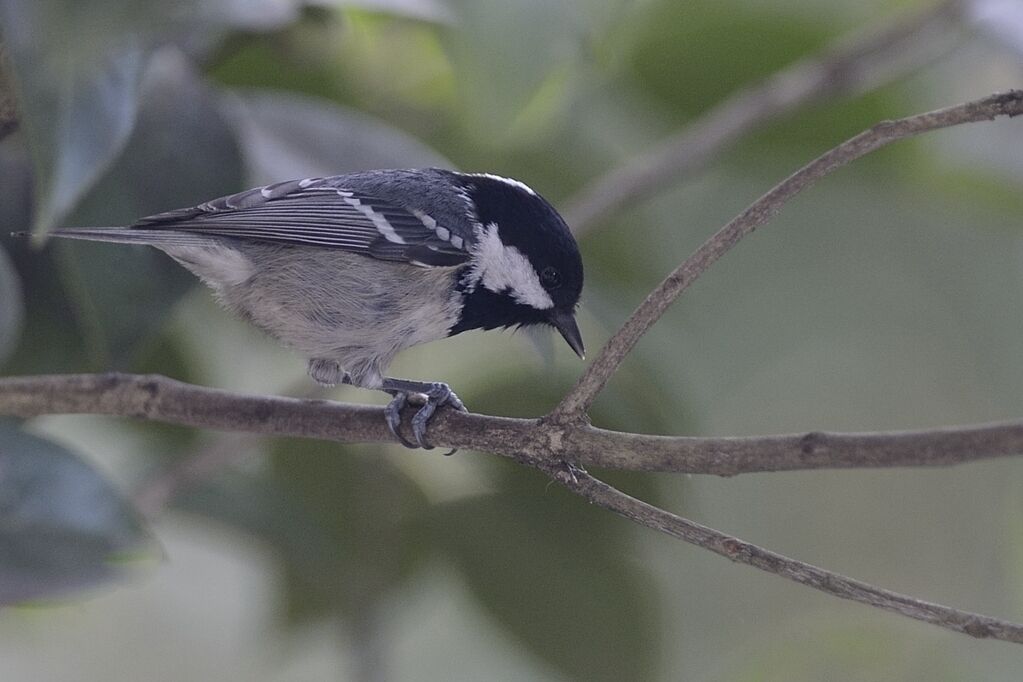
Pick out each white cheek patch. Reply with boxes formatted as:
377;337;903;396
469;223;554;310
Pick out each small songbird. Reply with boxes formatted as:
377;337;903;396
36;169;585;449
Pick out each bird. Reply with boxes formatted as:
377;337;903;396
33;168;585;450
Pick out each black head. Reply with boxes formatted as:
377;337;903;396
448;173;584;357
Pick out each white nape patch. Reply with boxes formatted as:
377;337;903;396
298;177;319;188
337;190;406;244
260;186;273;198
468;222;553;310
468;173;537;196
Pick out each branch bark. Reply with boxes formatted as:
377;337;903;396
5;373;1023;475
5;371;1023;643
551;90;1023;421
562;0;966;233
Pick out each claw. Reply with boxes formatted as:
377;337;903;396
411;383;466;451
379;379;468;453
384;392;418;449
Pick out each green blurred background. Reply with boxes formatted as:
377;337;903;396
1;0;1023;679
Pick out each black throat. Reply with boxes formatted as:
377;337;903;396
448;276;549;336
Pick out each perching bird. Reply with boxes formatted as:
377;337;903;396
34;168;584;449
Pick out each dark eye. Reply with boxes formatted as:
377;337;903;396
540;267;561;289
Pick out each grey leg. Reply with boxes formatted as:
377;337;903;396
305;361;463;450
379;378;466;450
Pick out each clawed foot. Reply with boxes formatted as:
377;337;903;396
383;381;466;452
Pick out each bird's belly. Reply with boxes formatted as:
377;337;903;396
212;244;462;384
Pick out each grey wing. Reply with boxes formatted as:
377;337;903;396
132;177;470;267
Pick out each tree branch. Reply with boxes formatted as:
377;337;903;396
562;0;966;233
551;90;1023;421
546;466;1023;644
6;90;1023;646
6;373;1022;642
5;373;1023;476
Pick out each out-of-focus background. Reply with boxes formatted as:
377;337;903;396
1;0;1022;680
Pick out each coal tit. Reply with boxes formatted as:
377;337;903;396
41;169;585;449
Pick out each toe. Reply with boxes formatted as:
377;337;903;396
384;393;418;449
411;403;438;450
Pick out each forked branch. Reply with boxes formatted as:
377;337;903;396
3;90;1023;645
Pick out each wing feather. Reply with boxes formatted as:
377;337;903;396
131;177;469;265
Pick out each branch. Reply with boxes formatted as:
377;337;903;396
6;373;1023;641
551;90;1023;421
546;466;1023;644
5;373;1023;475
6;91;1023;645
0;44;17;140
562;0;966;233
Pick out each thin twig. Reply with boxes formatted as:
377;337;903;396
563;0;966;233
543;466;1023;644
5;373;1023;475
550;90;1023;421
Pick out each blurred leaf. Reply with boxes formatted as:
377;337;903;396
270;441;429;624
623;0;907;157
625;0;827;121
177;440;430;625
224;89;452;184
0;137;94;374
336;0;455;23
0;0;314;236
54;49;243;369
427;491;658;682
173;464;334;563
0;244;22;364
0;422;153;605
442;0;583;142
0;1;147;235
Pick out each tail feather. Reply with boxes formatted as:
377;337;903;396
14;228;217;247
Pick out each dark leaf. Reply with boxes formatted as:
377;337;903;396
0;0;148;234
0;0;310;235
55;49;244;369
270;441;430;624
0;422;153;605
0;244;22;364
427;490;659;682
176;440;430;625
0;137;94;374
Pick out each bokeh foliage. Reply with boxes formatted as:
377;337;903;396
1;0;1023;680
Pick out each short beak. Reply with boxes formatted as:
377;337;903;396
551;310;585;359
